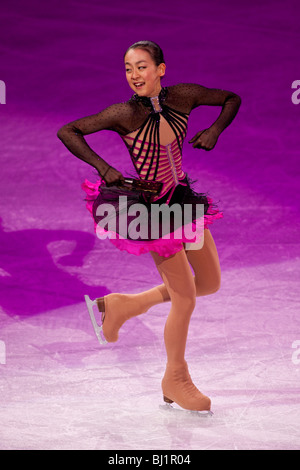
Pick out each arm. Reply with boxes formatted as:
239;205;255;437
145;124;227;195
187;85;241;150
57;104;127;185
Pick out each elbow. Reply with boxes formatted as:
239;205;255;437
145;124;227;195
227;92;241;103
57;126;66;140
225;93;241;111
234;93;242;107
57;124;82;140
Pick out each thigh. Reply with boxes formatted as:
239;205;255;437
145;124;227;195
150;247;196;301
185;229;221;294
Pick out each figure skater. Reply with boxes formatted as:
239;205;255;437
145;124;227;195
57;40;241;413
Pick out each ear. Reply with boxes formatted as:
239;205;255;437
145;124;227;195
159;63;166;77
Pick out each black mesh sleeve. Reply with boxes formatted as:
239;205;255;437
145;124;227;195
57;102;135;175
167;83;241;134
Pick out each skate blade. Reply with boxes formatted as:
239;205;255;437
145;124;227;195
159;402;213;417
84;295;107;345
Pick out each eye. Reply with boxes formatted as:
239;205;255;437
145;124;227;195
138;66;146;70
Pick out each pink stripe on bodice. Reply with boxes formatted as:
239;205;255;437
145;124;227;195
123;134;186;202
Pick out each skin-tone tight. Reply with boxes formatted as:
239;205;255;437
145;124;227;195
98;228;220;410
149;228;221;364
100;228;221;352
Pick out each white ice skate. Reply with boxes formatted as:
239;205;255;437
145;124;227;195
84;295;107;345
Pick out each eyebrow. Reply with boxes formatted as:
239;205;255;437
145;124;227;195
125;60;148;65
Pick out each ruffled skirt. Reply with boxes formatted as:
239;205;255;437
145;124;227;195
81;175;223;257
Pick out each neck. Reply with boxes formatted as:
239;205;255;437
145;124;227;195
132;87;167;113
148;85;162;98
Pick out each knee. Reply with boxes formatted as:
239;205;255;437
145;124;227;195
172;287;196;315
195;273;221;297
209;277;221;294
186;293;196;313
182;295;196;316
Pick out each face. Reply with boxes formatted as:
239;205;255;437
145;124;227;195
124;48;166;97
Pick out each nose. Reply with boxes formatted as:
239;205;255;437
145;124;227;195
131;67;140;80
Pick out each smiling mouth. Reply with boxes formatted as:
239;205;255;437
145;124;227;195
133;82;145;89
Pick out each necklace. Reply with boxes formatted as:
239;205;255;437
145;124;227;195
131;87;168;113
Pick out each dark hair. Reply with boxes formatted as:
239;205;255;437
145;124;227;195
124;41;165;66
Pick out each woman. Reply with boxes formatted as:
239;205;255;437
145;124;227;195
57;41;241;412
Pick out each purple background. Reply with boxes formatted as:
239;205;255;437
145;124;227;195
0;0;299;450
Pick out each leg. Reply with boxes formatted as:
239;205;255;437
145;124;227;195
150;248;196;364
91;229;220;342
150;247;211;411
185;228;221;296
138;229;221;305
95;285;169;343
131;228;221;308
